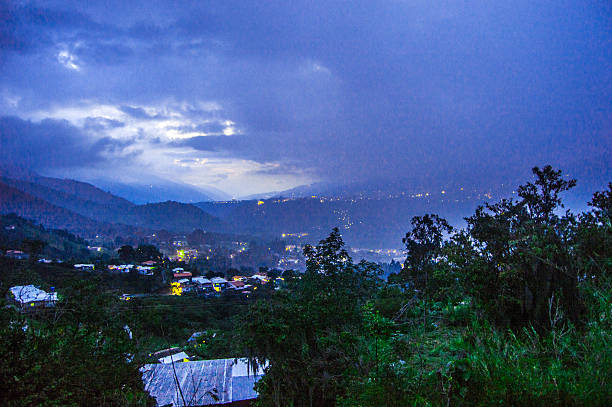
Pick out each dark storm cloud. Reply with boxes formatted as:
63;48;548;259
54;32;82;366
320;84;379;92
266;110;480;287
0;116;136;171
179;133;305;163
0;0;610;194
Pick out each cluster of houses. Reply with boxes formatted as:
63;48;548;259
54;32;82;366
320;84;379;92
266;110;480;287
2;249;30;260
72;260;158;275
171;270;278;296
107;264;155;275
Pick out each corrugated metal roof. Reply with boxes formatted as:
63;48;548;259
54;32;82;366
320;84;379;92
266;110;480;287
9;285;58;304
141;358;263;407
192;277;211;284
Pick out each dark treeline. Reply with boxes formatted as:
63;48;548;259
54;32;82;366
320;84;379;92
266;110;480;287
238;166;611;406
0;165;610;406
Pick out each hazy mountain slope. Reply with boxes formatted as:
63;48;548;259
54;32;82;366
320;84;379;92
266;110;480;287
90;178;223;204
125;201;226;232
34;176;134;207
0;176;134;223
196;192;493;248
0;176;225;234
0;180;111;235
0;213;90;258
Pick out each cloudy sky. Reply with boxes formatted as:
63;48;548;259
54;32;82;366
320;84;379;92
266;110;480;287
0;0;610;198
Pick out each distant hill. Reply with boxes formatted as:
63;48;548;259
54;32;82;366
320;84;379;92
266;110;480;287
0;175;226;237
124;201;226;232
0;180;112;236
0;213;91;259
0;176;134;223
34;176;134;207
89;178;228;204
196;191;498;248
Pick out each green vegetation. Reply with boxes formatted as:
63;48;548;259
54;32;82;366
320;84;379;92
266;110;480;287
0;213;90;259
237;166;611;407
0;166;610;406
0;281;152;406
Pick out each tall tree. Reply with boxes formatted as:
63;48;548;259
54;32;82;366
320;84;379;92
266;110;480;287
462;165;581;328
118;245;136;263
402;214;453;325
239;228;380;407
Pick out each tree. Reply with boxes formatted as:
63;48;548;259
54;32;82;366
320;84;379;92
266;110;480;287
460;165;582;328
402;214;453;326
0;280;152;406
517;165;576;221
589;182;612;225
135;244;163;262
22;238;46;263
575;183;612;283
239;228;380;407
118;245;136;263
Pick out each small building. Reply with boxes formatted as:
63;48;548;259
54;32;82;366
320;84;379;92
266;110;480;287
192;276;213;292
229;281;246;290
187;331;207;344
5;250;29;260
158;351;190;364
248;274;269;284
74;264;95;271
192;276;212;285
137;266;155;275
109;264;135;273
9;285;58;309
173;271;193;279
210;277;229;292
141;358;264;406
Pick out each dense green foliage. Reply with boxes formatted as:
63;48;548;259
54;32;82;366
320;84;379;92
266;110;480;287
1;166;610;406
239;167;611;407
0;213;90;259
0;281;152;406
239;229;382;407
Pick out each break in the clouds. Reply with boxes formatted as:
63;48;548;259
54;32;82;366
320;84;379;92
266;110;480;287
0;0;610;197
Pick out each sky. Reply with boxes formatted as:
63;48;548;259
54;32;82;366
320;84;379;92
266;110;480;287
0;0;610;199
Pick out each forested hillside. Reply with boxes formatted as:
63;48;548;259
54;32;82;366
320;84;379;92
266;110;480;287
0;174;226;237
0;213;90;259
0;166;610;406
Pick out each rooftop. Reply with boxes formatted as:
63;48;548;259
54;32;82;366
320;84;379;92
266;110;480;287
9;285;58;304
141;358;264;406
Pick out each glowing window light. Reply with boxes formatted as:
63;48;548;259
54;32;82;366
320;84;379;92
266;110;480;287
171;282;182;296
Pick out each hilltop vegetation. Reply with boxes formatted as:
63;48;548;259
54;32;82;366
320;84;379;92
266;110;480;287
0;213;90;259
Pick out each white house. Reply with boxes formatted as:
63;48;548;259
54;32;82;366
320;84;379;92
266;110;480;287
9;285;58;309
74;264;95;271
